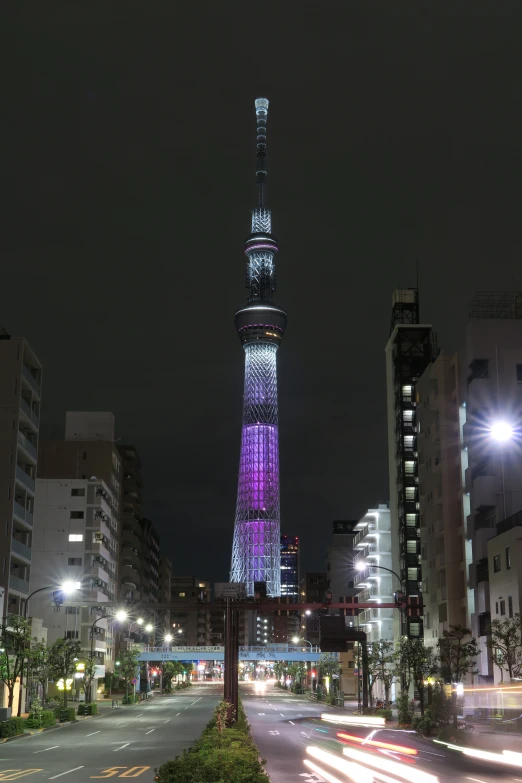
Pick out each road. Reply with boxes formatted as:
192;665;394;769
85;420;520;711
241;682;522;783
0;684;220;782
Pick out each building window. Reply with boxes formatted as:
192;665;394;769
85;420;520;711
66;607;79;615
500;600;506;616
506;547;511;570
178;592;186;597
509;596;514;618
70;511;84;520
478;613;489;636
65;630;79;639
71;488;85;497
517;364;522;382
69;534;83;542
495;602;499;614
493;554;501;573
68;557;82;566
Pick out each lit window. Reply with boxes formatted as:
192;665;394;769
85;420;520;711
179;592;186;597
69;534;83;542
506;547;511;570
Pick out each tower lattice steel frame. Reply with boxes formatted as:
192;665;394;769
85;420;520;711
230;98;287;597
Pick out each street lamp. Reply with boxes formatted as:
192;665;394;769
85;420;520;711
291;636;313;649
354;560;403;590
489;419;515;520
90;609;128;660
18;580;79;716
164;634;173;644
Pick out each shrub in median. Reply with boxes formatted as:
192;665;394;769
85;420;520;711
77;703;98;716
0;717;25;738
376;708;393;722
155;700;267;783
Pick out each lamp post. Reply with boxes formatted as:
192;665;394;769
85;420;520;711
355;560;403;590
489;420;514;521
291;636;313;650
18;581;79;717
89;610;127;703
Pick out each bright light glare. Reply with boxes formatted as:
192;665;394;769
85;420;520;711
137;618;144;625
61;580;78;594
337;731;417;755
303;759;346;783
305;610;311;616
178;629;183;634
292;636;299;644
164;634;173;643
115;610;128;622
490;421;514;443
306;747;372;783
254;681;266;694
342;746;439;783
442;745;522;767
355;561;366;571
145;624;153;632
321;713;385;727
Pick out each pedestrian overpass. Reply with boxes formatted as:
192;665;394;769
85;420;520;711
138;644;323;663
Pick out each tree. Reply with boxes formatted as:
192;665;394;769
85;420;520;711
81;657;98;703
437;625;479;727
318;653;340;679
488;614;522;682
48;638;82;707
27;640;52;705
372;641;396;705
394;638;414;694
407;641;438;716
118;647;140;699
273;661;287;684
183;661;194;681
365;643;384;707
0;616;32;710
288;661;306;691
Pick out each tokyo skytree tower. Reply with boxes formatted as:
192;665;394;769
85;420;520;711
230;98;287;597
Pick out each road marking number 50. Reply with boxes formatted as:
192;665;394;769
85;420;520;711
0;773;43;781
91;768;150;779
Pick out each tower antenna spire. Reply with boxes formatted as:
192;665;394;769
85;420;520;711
255;98;269;208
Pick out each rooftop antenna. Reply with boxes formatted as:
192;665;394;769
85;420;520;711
255;98;269;209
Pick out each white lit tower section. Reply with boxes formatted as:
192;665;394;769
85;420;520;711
230;98;287;597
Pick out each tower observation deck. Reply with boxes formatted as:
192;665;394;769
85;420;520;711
230;98;287;597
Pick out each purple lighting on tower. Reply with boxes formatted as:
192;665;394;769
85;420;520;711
230;98;287;596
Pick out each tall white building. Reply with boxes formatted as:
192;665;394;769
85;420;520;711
353;504;393;643
32;478;119;678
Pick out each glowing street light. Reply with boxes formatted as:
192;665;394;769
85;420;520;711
136;617;144;625
164;634;173;643
145;624;153;633
490;420;514;443
115;610;128;622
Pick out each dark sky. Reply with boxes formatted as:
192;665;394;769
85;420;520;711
5;2;522;584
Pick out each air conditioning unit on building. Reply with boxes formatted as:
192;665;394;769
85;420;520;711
94;532;104;542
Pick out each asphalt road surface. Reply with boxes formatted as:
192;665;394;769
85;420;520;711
0;685;220;782
241;682;522;783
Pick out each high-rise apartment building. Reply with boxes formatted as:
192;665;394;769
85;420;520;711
230;98;287;597
327;520;357;599
299;572;329;647
32;478;119;674
280;535;299;599
462;292;522;681
170;577;211;646
159;556;172;634
417;353;471;649
0;331;42;618
353;505;393;643
385;289;435;638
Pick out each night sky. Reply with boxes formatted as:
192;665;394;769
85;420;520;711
5;3;522;585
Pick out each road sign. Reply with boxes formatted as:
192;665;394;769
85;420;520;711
131;677;138;685
215;582;246;600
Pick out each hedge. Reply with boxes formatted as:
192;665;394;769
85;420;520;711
155;701;267;783
25;710;56;729
122;694;140;704
0;717;26;738
54;707;77;723
77;703;98;716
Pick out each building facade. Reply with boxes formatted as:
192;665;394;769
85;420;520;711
230;98;287;597
32;478;119;675
0;331;42;618
417;353;471;650
463;292;522;681
170;577;211;646
327;520;357;599
353;505;393;644
280;535;299;599
385;289;435;638
299;572;329;647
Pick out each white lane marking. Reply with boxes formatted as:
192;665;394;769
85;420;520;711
85;731;100;737
145;729;155;735
268;730;280;735
258;713;266;716
466;778;489;783
176;712;181;716
49;767;84;779
115;720;126;725
289;720;295;725
136;713;143;717
280;712;285;717
191;698;202;705
163;719;170;723
35;746;59;753
298;713;302;716
114;743;131;751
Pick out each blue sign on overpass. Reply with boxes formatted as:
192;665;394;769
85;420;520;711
138;644;325;663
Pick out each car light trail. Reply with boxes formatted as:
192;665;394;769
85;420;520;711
343;746;439;783
322;713;386;726
337;731;418;755
303;759;346;783
306;746;372;783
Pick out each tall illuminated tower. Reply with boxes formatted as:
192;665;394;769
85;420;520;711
230;98;287;597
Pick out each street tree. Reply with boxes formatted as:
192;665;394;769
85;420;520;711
394;638;414;694
407;640;438;715
273;661;287;684
366;642;388;707
0;616;33;711
81;657;98;703
27;640;52;705
437;625;479;727
372;641;396;706
318;653;340;680
48;638;82;708
118;647;141;699
487;613;522;682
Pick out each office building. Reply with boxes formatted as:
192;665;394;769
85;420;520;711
280;535;299;599
170;577;211;646
0;331;42;618
463;291;522;681
299;572;329;647
230;98;287;597
417;353;471;649
353;505;393;643
32;477;119;676
327;520;358;599
385;289;435;638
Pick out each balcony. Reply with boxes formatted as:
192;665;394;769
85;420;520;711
16;465;35;494
11;538;31;562
20;398;39;427
13;500;32;526
9;574;30;594
22;365;41;397
17;431;37;462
